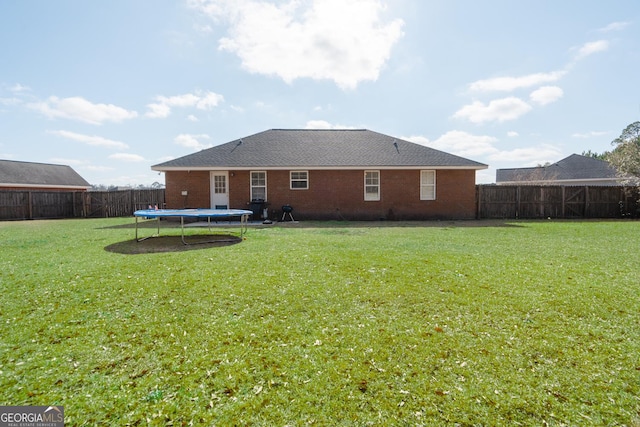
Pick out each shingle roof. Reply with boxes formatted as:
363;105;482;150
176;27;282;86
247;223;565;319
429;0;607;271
496;154;619;183
0;159;91;188
153;129;487;170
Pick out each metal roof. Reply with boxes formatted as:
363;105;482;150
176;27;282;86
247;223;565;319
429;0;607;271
153;129;488;170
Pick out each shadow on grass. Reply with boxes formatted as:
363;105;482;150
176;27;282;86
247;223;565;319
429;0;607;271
103;219;527;233
105;235;242;255
275;219;526;228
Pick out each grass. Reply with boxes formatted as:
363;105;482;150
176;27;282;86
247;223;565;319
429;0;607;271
0;218;639;426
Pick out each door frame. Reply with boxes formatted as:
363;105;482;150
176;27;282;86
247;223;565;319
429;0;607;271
210;171;229;209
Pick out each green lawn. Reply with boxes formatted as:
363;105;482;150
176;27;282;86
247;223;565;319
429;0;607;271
0;218;639;426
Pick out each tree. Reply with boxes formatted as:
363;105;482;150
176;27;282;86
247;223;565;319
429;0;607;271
606;121;640;185
581;149;609;160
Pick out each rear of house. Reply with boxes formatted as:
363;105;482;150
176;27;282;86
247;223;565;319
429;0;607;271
153;129;487;220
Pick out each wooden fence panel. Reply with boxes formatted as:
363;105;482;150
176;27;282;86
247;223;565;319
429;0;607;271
84;189;166;218
476;185;518;219
0;189;165;220
477;185;638;219
0;191;29;220
518;186;564;218
30;192;77;219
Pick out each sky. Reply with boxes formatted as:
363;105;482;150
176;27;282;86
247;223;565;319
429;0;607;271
1;0;639;186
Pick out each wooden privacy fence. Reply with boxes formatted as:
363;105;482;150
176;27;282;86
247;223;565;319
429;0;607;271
0;189;165;220
477;185;639;219
1;186;637;221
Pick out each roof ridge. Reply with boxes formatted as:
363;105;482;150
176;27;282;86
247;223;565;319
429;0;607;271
269;128;368;131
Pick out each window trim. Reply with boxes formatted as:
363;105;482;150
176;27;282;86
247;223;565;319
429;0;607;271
250;170;267;201
420;170;436;200
364;170;380;201
290;170;309;190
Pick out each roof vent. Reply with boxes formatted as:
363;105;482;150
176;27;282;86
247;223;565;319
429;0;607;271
231;139;243;153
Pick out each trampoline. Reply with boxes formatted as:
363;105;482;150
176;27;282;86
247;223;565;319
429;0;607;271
133;208;253;245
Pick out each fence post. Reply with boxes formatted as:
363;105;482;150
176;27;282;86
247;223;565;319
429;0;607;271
584;186;589;217
476;185;482;219
27;191;33;219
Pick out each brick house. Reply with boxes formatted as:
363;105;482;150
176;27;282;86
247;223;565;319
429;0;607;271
152;129;487;220
0;159;91;191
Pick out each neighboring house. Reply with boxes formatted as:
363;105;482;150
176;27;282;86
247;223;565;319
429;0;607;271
152;129;487;220
0;159;91;191
495;154;621;186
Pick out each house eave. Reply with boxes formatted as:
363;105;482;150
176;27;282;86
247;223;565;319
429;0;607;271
153;165;489;172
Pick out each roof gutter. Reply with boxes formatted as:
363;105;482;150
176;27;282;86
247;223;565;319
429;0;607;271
153;165;489;172
496;177;622;185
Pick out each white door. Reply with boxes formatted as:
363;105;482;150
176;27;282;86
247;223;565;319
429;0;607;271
210;172;229;209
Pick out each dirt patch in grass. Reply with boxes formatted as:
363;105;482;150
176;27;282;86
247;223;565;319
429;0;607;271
104;234;242;254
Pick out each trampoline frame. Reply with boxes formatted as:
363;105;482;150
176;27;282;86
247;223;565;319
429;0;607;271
133;209;253;245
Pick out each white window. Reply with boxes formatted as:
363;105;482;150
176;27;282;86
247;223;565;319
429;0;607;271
214;175;226;194
290;171;308;190
251;171;267;200
420;170;436;200
364;170;380;201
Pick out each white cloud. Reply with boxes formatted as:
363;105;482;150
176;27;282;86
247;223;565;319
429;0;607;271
29;96;138;125
146;91;224;118
108;153;146;162
453;97;532;124
571;130;609;138
83;165;114;172
196;91;224;109
9;83;31;93
597;21;630;33
574;40;609;61
145;102;172;119
304;120;357;129
0;97;22;106
49;157;86;166
403;135;430;145
488;144;562;165
48;130;129;150
469;71;566;92
405;131;499;158
529;86;563;106
507;131;519;137
174;133;213;151
187;114;199;122
189;0;404;90
459;36;611;127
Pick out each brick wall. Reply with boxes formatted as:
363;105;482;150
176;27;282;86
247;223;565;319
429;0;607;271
165;171;211;209
165;169;478;220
